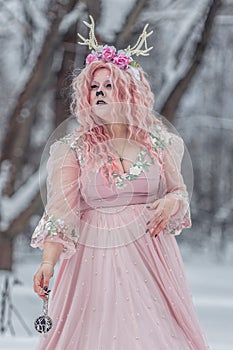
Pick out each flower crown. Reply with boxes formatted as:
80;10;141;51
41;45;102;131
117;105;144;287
77;15;153;80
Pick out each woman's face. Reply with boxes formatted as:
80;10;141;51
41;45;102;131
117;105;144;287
89;67;114;107
89;68;118;122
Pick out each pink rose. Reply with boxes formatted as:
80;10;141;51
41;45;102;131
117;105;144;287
86;52;99;65
101;46;116;62
112;54;131;69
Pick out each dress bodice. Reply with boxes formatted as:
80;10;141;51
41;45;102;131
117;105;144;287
79;151;163;212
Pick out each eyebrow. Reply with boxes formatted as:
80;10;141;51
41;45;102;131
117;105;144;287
91;79;111;84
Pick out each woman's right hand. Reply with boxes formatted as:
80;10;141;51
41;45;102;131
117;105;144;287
33;264;54;300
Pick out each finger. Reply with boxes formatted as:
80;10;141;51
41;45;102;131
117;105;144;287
150;219;165;235
33;265;54;299
36;284;51;300
150;221;167;237
34;279;47;300
38;288;49;301
149;214;169;230
33;272;43;294
34;272;49;294
41;287;51;299
146;202;160;210
146;218;163;236
33;270;51;300
146;212;163;229
44;288;51;296
146;198;166;210
42;274;51;290
147;204;170;226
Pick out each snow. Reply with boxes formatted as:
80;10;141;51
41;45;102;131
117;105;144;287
185;258;233;349
0;166;47;230
97;0;137;41
155;0;212;111
59;2;85;34
0;246;232;349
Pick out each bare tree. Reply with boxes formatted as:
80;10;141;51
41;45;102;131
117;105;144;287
0;0;81;270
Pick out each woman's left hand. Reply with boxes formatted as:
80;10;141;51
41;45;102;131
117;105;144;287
145;195;179;237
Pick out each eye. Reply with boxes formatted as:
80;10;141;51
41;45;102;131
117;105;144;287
106;83;112;88
90;84;98;89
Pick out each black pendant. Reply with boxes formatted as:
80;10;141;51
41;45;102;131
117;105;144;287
34;296;53;334
34;314;53;333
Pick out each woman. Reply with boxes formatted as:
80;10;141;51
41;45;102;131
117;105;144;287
31;17;209;349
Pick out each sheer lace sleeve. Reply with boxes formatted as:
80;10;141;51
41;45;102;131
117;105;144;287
30;140;80;259
161;132;192;236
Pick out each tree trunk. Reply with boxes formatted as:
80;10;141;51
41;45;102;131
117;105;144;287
55;23;78;127
0;236;13;271
1;0;79;196
160;0;221;121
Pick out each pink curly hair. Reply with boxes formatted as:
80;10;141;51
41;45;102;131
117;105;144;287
70;60;164;189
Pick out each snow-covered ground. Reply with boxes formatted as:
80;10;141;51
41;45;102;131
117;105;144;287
0;246;232;350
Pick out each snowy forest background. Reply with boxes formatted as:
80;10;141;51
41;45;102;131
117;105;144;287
0;0;232;349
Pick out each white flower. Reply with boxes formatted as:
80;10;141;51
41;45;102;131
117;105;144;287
45;222;52;231
57;219;65;226
129;166;141;176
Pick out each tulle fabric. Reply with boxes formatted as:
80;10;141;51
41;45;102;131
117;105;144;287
34;232;209;350
31;141;81;259
31;127;209;349
161;132;192;236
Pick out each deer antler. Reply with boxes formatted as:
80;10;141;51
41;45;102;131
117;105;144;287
78;16;153;60
125;24;153;57
77;15;99;51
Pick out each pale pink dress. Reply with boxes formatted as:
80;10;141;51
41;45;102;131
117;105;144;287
31;126;209;349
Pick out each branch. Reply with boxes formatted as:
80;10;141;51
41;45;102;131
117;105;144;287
1;166;47;233
0;190;44;241
0;0;30;33
115;0;148;49
157;0;222;120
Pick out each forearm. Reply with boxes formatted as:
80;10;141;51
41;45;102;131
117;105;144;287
42;241;64;266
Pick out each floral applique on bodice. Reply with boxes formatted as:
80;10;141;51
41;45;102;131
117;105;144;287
59;125;172;188
111;149;153;187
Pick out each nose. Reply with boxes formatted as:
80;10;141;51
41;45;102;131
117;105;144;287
96;90;104;97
